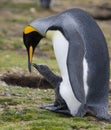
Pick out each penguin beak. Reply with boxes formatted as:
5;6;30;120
28;46;33;72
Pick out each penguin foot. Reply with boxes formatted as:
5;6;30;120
40;104;70;115
96;114;111;122
75;104;87;117
40;104;59;111
88;106;111;122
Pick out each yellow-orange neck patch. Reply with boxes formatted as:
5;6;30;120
24;26;37;34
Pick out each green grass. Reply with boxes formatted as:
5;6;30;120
0;1;39;10
0;85;111;130
0;37;23;50
0;50;59;73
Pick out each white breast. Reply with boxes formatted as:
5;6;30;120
46;30;81;116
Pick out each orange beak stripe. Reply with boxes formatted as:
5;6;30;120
29;46;33;63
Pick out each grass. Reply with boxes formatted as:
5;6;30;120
0;50;59;73
0;85;111;130
0;1;40;10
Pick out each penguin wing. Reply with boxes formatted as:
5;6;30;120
67;31;85;104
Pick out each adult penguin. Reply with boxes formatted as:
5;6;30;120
23;8;110;120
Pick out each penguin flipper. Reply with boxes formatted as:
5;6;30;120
67;31;85;104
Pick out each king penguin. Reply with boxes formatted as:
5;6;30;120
23;8;110;120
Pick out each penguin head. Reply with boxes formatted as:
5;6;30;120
23;25;43;72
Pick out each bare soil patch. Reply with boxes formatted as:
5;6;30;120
0;71;53;89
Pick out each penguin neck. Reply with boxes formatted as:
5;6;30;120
46;30;55;40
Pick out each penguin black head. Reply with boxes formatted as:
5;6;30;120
23;25;43;72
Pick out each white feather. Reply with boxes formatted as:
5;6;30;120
83;57;89;97
47;30;81;116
